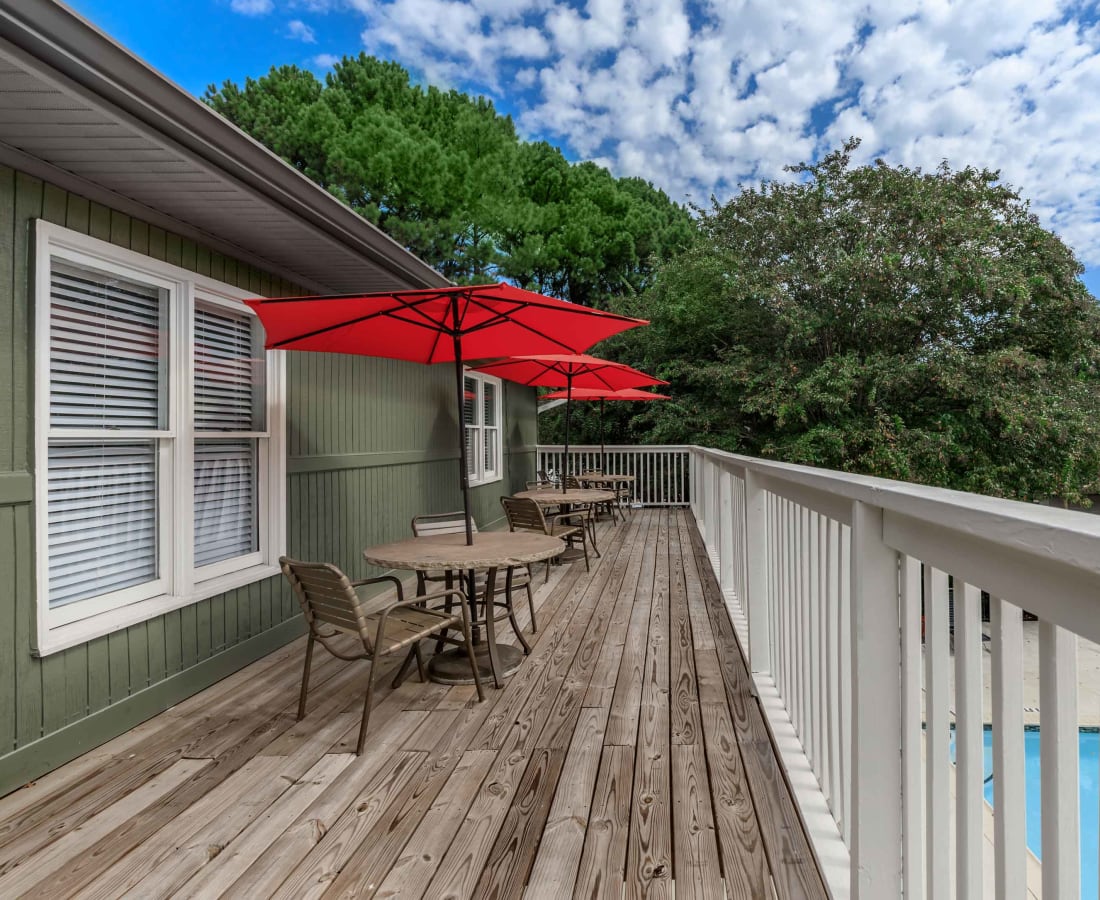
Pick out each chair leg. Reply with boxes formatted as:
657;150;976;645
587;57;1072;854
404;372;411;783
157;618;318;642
582;532;591;572
414;642;427;682
391;646;418;689
297;632;315;721
357;659;380;756
526;579;537;633
484;569;504;689
504;567;531;656
461;605;485;703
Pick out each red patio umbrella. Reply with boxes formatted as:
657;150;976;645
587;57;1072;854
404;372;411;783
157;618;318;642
539;387;671;472
473;355;666;492
245;284;647;543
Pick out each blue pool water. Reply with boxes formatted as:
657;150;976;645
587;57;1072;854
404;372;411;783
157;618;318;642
958;730;1100;895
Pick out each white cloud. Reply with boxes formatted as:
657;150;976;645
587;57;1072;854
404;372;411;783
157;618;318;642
287;19;317;42
337;0;1100;269
313;52;341;67
230;0;274;14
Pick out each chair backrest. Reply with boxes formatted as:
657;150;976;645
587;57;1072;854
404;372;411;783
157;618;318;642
564;474;583;490
501;496;548;535
411;511;479;538
525;480;555;490
537;469;550;481
280;557;372;651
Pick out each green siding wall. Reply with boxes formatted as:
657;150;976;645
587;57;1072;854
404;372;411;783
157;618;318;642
0;165;537;794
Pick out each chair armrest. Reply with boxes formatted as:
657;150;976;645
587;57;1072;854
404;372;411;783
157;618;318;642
396;587;469;613
350;574;404;599
549;511;586;526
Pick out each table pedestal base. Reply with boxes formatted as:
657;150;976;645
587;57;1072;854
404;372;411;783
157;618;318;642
557;547;585;562
428;643;524;686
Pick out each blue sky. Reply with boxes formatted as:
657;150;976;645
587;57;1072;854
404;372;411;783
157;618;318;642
69;0;1100;296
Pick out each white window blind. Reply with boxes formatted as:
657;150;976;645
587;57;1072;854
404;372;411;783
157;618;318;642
194;440;257;567
49;263;165;430
47;443;159;608
45;260;167;610
193;303;263;569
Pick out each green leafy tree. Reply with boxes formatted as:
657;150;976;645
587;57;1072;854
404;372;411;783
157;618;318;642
204;56;691;297
592;140;1100;503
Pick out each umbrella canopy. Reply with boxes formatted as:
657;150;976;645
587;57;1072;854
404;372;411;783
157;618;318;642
540;387;671;471
246;285;648;543
474;355;666;491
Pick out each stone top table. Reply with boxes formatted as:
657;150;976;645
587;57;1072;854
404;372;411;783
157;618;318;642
363;530;563;572
578;473;636;486
513;488;615;506
363;531;563;688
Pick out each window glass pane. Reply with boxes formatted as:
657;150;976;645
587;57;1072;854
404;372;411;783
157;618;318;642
484;427;498;474
194;439;258;567
465;427;477;477
49;261;166;430
463;376;477;426
195;305;264;432
47;442;158;608
483;381;497;427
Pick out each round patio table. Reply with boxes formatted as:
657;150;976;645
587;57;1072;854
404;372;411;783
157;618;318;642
363;531;563;688
513;487;615;557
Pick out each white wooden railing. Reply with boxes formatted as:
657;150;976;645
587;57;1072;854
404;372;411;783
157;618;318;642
544;443;1100;898
687;444;1100;899
535;444;691;506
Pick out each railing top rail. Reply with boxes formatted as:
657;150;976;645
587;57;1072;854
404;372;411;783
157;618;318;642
536;444;692;451
688;443;1100;580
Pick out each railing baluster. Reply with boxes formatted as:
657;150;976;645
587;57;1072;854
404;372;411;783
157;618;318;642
1040;620;1079;900
955;581;982;900
901;555;924;900
827;517;841;817
925;565;951;897
839;521;853;848
991;596;1026;900
849;501;903;896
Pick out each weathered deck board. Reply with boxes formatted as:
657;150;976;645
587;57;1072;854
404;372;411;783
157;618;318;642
0;510;829;899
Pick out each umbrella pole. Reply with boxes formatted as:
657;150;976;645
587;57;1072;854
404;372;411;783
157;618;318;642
600;398;606;473
562;373;573;494
451;305;474;546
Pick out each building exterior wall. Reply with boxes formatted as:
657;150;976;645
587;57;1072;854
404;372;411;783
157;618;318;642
0;166;537;794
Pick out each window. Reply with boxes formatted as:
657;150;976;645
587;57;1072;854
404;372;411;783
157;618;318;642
463;371;503;487
34;222;285;656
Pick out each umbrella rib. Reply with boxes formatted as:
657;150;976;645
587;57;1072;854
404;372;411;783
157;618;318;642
265;292;453;348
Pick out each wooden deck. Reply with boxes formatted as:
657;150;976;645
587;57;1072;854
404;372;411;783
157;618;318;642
0;509;828;899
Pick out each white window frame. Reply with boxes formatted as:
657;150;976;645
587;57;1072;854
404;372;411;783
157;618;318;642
464;370;503;487
33;221;286;656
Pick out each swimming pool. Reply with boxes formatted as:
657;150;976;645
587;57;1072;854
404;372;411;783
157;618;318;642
974;729;1099;896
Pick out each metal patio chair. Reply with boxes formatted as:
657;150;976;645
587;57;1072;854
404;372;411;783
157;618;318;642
501;495;590;578
280;556;483;755
412;511;538;645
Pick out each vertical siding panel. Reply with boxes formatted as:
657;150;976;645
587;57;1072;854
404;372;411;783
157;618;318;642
180;237;197;273
144;616;165;685
65;192;90;234
195;599;211;661
127;622;149;691
88;201;111;242
147;225;166;262
0;167;14;475
180;603;197;669
0;507;16;751
64;645;88;725
164;609;182;676
165;230;182;267
130;218;149;257
41;184;66;225
109;209;130;248
14;173;43;749
86;635;111;715
107;631;129;703
209;250;225;284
